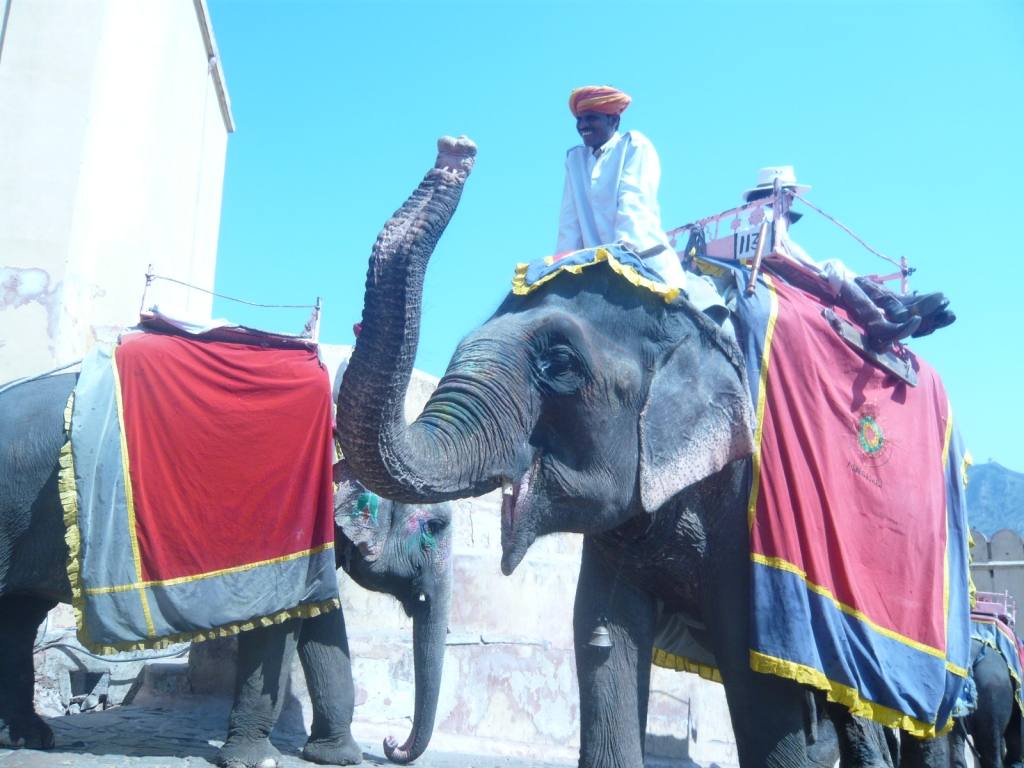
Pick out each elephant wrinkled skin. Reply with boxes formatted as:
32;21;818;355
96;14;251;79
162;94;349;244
948;638;1024;768
336;136;944;768
0;375;453;767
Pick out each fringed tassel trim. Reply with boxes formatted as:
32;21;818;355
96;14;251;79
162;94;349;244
58;391;90;645
749;650;954;739
75;597;342;656
59;388;342;656
652;647;723;684
512;248;681;304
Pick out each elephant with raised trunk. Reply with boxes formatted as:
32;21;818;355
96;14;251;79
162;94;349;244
336;136;944;768
0;373;453;767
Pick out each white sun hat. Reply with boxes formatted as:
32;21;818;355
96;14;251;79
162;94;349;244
742;166;811;201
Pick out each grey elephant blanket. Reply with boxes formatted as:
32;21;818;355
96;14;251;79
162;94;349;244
60;332;340;654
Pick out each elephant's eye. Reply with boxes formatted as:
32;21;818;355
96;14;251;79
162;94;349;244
424;518;445;537
537;344;589;395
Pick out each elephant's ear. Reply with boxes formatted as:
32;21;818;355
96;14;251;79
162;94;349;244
335;459;391;562
638;325;756;513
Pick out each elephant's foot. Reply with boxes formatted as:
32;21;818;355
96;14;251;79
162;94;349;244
213;736;283;768
302;733;363;765
0;713;56;750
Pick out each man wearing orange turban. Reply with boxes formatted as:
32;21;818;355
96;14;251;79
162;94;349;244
567;86;633;118
556;87;728;322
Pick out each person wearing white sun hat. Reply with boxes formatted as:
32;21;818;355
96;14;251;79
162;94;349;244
741;166;953;345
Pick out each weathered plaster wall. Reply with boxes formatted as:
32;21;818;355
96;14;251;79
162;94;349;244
0;0;231;381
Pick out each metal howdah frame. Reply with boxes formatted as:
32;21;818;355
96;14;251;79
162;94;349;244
665;183;913;295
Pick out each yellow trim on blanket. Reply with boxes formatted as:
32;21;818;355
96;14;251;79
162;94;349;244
971;618;1024;713
511;247;681;304
749;651;953;739
962;450;973;490
76;598;342;657
58;391;91;648
110;349;155;638
652;648;723;683
57;361;342;656
692;257;727;279
751;552;964;670
942;404;954;641
747;274;780;530
84;541;336;594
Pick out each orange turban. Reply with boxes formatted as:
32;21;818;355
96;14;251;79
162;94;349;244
568;86;632;117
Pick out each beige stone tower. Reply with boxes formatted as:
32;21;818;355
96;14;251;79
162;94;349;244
0;0;233;382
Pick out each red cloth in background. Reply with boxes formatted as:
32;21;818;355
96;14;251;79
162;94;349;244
750;280;951;650
115;333;335;583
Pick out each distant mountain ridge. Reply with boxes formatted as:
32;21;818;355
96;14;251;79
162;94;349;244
966;461;1024;536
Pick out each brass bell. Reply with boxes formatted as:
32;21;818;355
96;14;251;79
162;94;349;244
587;623;613;648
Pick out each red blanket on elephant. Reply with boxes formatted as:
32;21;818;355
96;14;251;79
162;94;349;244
650;263;972;736
742;276;972;736
63;331;339;653
116;332;336;581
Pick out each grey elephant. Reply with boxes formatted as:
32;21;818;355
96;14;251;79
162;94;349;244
948;638;1024;768
335;136;952;768
0;372;453;767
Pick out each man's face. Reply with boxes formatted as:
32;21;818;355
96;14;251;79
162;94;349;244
575;110;618;148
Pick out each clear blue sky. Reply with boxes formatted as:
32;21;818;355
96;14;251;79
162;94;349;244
207;0;1023;473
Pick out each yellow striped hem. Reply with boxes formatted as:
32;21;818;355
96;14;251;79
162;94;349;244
110;349;155;638
652;648;722;683
74;598;342;656
58;391;91;647
84;542;335;594
749;650;954;739
942;403;954;641
751;552;961;663
747;274;779;530
512;247;681;304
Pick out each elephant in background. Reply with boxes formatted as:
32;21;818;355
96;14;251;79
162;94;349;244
0;372;453;767
949;638;1024;768
335;136;951;768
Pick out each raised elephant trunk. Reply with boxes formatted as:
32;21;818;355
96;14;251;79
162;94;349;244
338;137;534;503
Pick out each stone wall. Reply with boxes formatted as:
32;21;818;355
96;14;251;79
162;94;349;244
971;527;1024;637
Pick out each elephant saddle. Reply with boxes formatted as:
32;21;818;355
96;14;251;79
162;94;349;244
654;262;974;739
60;330;339;654
969;612;1024;721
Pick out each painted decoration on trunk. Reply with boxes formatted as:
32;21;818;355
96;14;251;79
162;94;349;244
653;259;972;739
59;333;339;654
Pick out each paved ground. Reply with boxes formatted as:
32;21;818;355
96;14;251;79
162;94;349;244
0;705;572;768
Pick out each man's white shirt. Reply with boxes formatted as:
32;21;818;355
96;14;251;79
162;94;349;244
555;130;687;290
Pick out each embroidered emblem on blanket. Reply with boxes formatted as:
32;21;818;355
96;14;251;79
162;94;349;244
652;259;973;740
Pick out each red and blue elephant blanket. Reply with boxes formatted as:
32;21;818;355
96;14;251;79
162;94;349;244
60;331;339;654
515;248;974;738
652;261;973;738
